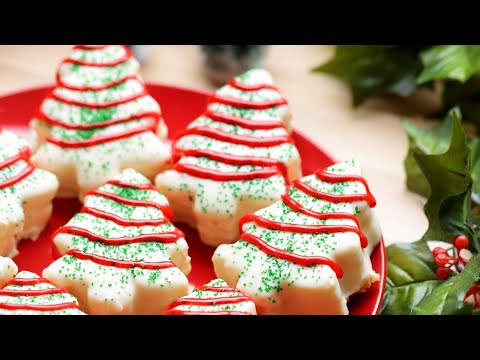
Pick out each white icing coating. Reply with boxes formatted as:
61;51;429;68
0;270;85;315
0;129;59;257
0;257;17;288
213;160;382;315
43;169;190;315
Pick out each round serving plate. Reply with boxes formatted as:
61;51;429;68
0;83;386;315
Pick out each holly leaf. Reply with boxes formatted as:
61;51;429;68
402;109;457;197
469;138;480;204
418;45;480;84
413;254;480;315
415;111;474;242
313;45;422;106
381;240;442;315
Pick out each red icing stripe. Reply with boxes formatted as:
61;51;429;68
240;232;344;278
281;192;360;228
0;147;30;170
205;110;285;130
173;163;280;182
67;249;176;270
0;164;35;189
174;126;292;147
0;302;80;312
197;285;241;293
106;179;156;191
315;169;377;207
81;207;169;227
167;295;252;310
172;148;287;181
56;74;139;91
73;45;109;50
46;125;152;148
239;213;367;248
63;45;132;67
53;226;184;245
49;88;148;108
5;278;49;286
85;188;174;220
164;309;251;315
228;79;279;92
210;94;288;109
36;108;160;130
0;287;66;297
293;179;376;208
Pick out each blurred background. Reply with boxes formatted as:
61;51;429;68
0;45;433;246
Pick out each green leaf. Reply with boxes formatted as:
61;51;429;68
415;111;474;242
470;138;480;203
402;111;456;197
381;241;441;315
418;45;480;84
313;45;422;106
413;254;480;315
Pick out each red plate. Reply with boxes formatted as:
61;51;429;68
0;83;386;315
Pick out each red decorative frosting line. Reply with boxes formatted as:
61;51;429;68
56;74;139;91
281;192;360;228
0;147;30;170
81;207;169;227
210;94;288;110
228;79;280;92
5;278;49;286
36;108;160;130
240;232;344;278
106;179;157;191
46;125;153;148
53;226;184;246
63;45;132;67
85;188;174;220
173;164;280;182
67;249;176;270
0;302;80;312
0;164;35;190
174;126;292;147
293;178;376;208
239;213;367;248
0;287;67;297
314;169;377;207
197;285;241;293
49;88;148;108
73;45;109;50
164;309;251;315
205;110;285;130
167;295;252;309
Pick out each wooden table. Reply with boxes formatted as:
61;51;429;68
0;45;430;246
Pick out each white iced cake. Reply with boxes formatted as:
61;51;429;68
0;128;58;257
165;278;257;315
42;169;190;314
0;270;85;315
156;69;302;247
213;160;382;314
30;45;171;200
0;257;17;288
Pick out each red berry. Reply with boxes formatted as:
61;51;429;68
432;247;448;257
436;267;450;280
453;235;469;250
435;254;450;267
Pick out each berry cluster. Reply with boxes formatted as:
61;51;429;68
432;235;469;280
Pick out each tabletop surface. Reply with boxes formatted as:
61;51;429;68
0;45;432;246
